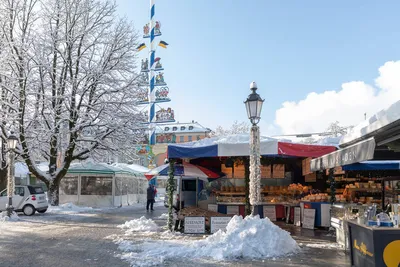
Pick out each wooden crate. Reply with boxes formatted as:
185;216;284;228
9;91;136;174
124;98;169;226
272;164;285;178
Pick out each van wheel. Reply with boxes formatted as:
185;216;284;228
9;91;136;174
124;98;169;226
23;205;36;216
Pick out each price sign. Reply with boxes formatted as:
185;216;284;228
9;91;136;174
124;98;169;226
302;209;316;230
210;217;232;233
294;207;301;226
208;204;218;212
226;205;239;215
184;217;205;234
263;206;277;221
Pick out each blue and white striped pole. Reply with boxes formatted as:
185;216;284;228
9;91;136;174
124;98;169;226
149;0;156;145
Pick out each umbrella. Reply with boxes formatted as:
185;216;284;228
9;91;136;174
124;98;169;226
144;162;221;181
154;57;161;62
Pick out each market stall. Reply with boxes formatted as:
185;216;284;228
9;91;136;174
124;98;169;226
167;134;336;228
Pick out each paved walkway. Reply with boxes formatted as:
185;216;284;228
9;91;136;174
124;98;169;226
0;203;350;267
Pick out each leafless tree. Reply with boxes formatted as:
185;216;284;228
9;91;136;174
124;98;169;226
0;0;144;205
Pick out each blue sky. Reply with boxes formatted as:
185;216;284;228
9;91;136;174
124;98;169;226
116;0;400;135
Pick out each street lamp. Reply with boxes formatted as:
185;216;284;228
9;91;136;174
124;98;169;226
244;82;264;216
6;132;18;217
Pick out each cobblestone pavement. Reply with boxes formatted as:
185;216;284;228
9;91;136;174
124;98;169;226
0;203;350;267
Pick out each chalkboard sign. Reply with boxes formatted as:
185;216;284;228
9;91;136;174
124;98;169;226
210;217;231;233
263;206;277;221
302;209;316;230
184;216;205;234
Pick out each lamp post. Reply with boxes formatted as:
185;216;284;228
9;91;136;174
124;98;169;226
6;132;18;217
244;82;264;216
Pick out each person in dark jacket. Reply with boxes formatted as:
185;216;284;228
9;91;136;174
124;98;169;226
146;184;156;211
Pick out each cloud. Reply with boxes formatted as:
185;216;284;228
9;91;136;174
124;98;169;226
274;61;400;134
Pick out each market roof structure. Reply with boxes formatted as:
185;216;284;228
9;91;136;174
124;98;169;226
342;160;400;171
167;134;336;159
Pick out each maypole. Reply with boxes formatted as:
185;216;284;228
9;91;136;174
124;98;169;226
137;0;174;172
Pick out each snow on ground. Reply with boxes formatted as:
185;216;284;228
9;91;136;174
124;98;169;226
47;203;94;213
114;215;300;267
157;213;168;220
118;216;160;234
0;211;20;222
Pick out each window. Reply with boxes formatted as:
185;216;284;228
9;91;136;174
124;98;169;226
189;126;194;130
28;186;44;194
164;127;170;131
188;136;192;142
180;126;186;131
179;136;184;142
15;187;25;196
60;178;78;195
172;127;178;131
0;190;7;197
81;176;112;195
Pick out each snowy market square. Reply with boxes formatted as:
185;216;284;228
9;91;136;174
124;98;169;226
1;0;400;267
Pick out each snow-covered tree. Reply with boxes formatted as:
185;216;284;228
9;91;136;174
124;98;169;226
212;121;250;136
0;0;144;205
325;121;352;137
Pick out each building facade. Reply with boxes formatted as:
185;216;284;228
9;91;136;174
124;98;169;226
155;121;211;144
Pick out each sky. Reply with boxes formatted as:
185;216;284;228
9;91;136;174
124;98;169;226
116;0;400;136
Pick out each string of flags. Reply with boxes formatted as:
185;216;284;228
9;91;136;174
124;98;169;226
136;41;168;51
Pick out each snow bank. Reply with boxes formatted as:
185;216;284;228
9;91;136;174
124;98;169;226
48;203;93;213
118;216;159;233
115;215;299;266
157;213;168;220
0;211;20;222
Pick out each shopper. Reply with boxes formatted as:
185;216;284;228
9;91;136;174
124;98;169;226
146;184;156;211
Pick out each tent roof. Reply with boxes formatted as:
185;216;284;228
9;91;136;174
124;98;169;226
167;134;336;159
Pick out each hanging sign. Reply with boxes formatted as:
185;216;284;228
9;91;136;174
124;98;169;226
310;138;375;171
210;217;232;233
208;204;218;212
263;206;277;221
184;216;205;234
226;205;239;215
294;207;301;226
302;209;316;230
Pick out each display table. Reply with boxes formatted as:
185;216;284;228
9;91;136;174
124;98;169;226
347;221;400;267
216;202;298;221
300;201;331;227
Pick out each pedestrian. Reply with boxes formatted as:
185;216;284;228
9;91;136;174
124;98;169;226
146;184;156;211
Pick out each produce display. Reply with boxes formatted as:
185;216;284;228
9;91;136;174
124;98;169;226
300;193;329;202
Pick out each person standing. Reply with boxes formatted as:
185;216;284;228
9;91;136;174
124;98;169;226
146;184;156;211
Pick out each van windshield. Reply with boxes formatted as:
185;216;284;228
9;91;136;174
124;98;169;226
182;180;196;191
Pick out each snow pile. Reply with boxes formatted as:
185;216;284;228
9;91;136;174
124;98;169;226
198;215;299;259
48;203;93;213
115;215;299;266
118;216;159;233
157;213;168;220
0;211;20;222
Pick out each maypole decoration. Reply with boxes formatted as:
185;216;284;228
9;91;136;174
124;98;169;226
137;0;174;173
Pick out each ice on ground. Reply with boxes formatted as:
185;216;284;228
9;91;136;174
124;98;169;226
157;213;168;220
118;216;159;233
303;242;341;249
0;211;20;222
48;203;94;213
114;215;300;266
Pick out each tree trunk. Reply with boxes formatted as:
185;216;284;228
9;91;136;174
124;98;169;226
48;179;60;206
244;158;251;216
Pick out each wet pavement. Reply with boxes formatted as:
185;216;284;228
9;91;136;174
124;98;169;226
0;203;350;267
